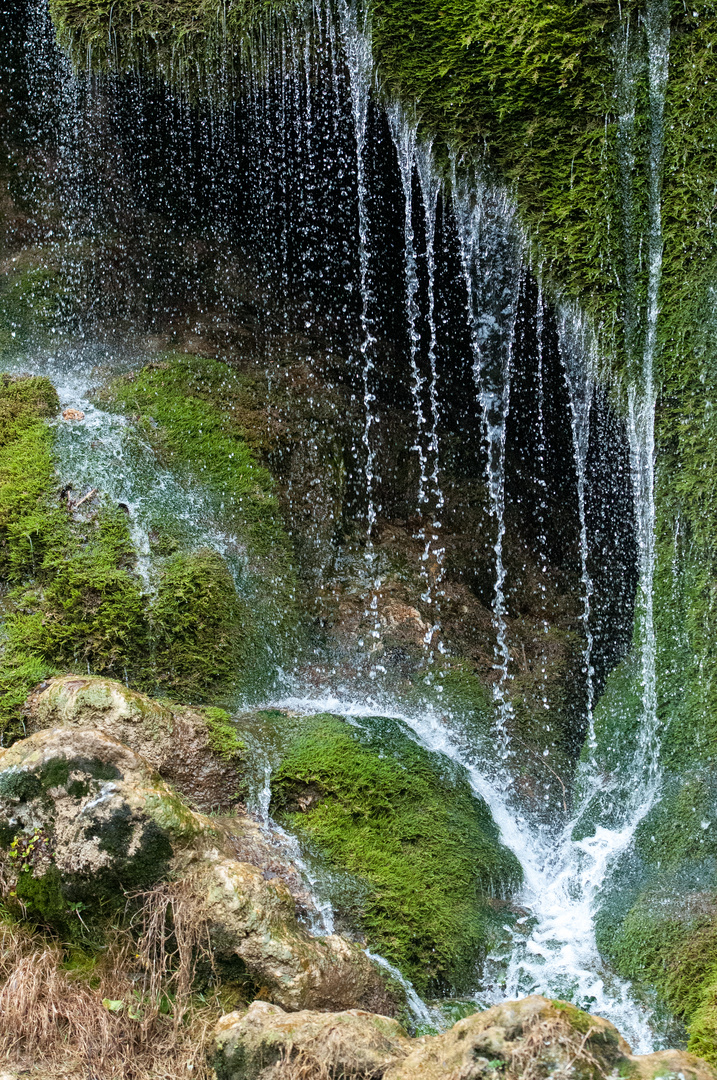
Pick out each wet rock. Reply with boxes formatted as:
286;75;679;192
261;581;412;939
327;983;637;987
213;999;410;1080
0;726;208;924
184;849;396;1014
0;724;395;1014
25;675;242;812
211;995;717;1080
384;996;717;1080
61;407;85;421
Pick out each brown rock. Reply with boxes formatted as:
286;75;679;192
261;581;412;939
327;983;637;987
213;999;410;1080
25;675;241;812
61;408;85;421
185;849;396;1014
384;996;717;1080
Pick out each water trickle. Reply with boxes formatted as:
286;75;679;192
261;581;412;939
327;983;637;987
340;1;382;665
415;140;445;655
557;306;597;745
452;170;521;760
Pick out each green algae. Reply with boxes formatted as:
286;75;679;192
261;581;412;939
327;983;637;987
270;712;522;996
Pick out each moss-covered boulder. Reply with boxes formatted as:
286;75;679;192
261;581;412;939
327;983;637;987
0;723;396;1013
263;711;521;996
24;674;246;812
0;726;203;926
213;999;411;1080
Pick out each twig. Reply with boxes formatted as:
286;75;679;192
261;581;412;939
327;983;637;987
74;488;98;508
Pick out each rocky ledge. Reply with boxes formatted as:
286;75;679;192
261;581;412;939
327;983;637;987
213;996;717;1080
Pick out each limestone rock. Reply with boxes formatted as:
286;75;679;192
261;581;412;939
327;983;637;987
0;725;394;1015
213;995;717;1080
186;849;396;1014
384;996;717;1080
213;999;410;1080
0;726;211;924
25;675;242;811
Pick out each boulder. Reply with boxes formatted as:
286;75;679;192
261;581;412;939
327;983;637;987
182;849;396;1013
384;996;717;1080
25;675;242;811
0;725;395;1015
212;995;717;1080
0;726;211;924
213;999;410;1080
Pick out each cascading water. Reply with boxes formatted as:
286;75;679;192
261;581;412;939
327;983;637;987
1;0;673;1052
452;168;521;761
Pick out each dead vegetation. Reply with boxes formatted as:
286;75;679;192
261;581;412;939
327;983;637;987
0;879;222;1079
508;1014;608;1080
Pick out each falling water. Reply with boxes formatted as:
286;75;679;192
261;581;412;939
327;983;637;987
452;169;521;760
5;0;674;1051
415;140;445;656
340;2;383;664
557;306;597;744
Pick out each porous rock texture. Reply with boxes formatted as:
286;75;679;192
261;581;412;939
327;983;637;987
212;996;717;1080
0;724;393;1014
24;675;241;811
213;999;411;1080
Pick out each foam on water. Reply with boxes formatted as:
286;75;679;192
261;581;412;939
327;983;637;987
269;689;658;1051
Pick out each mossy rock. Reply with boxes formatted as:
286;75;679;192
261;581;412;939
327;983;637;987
25;675;247;812
266;711;522;996
0;726;216;932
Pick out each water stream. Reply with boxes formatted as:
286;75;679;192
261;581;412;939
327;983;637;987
4;0;671;1051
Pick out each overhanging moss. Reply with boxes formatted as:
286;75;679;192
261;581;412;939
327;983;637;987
270;712;522;996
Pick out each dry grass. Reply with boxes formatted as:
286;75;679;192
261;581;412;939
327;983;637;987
265;1021;405;1080
0;880;222;1079
508;1015;608;1080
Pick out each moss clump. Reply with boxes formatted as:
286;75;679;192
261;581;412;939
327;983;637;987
203;707;246;762
150;550;247;703
0;369;289;739
0;268;61;357
270;713;521;996
23;506;148;674
101;355;291;563
0;374;63;581
48;0;293;82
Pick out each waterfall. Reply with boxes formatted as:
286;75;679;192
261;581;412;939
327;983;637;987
557;307;597;745
452;168;521;762
2;0;672;1051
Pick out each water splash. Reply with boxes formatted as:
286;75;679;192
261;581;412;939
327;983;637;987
273;687;657;1051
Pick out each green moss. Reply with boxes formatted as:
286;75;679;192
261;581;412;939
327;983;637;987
48;0;294;83
14;863;68;925
150;550;247;702
203;706;246;762
100;356;291;564
0;268;61;357
270;713;521;996
0;363;300;732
